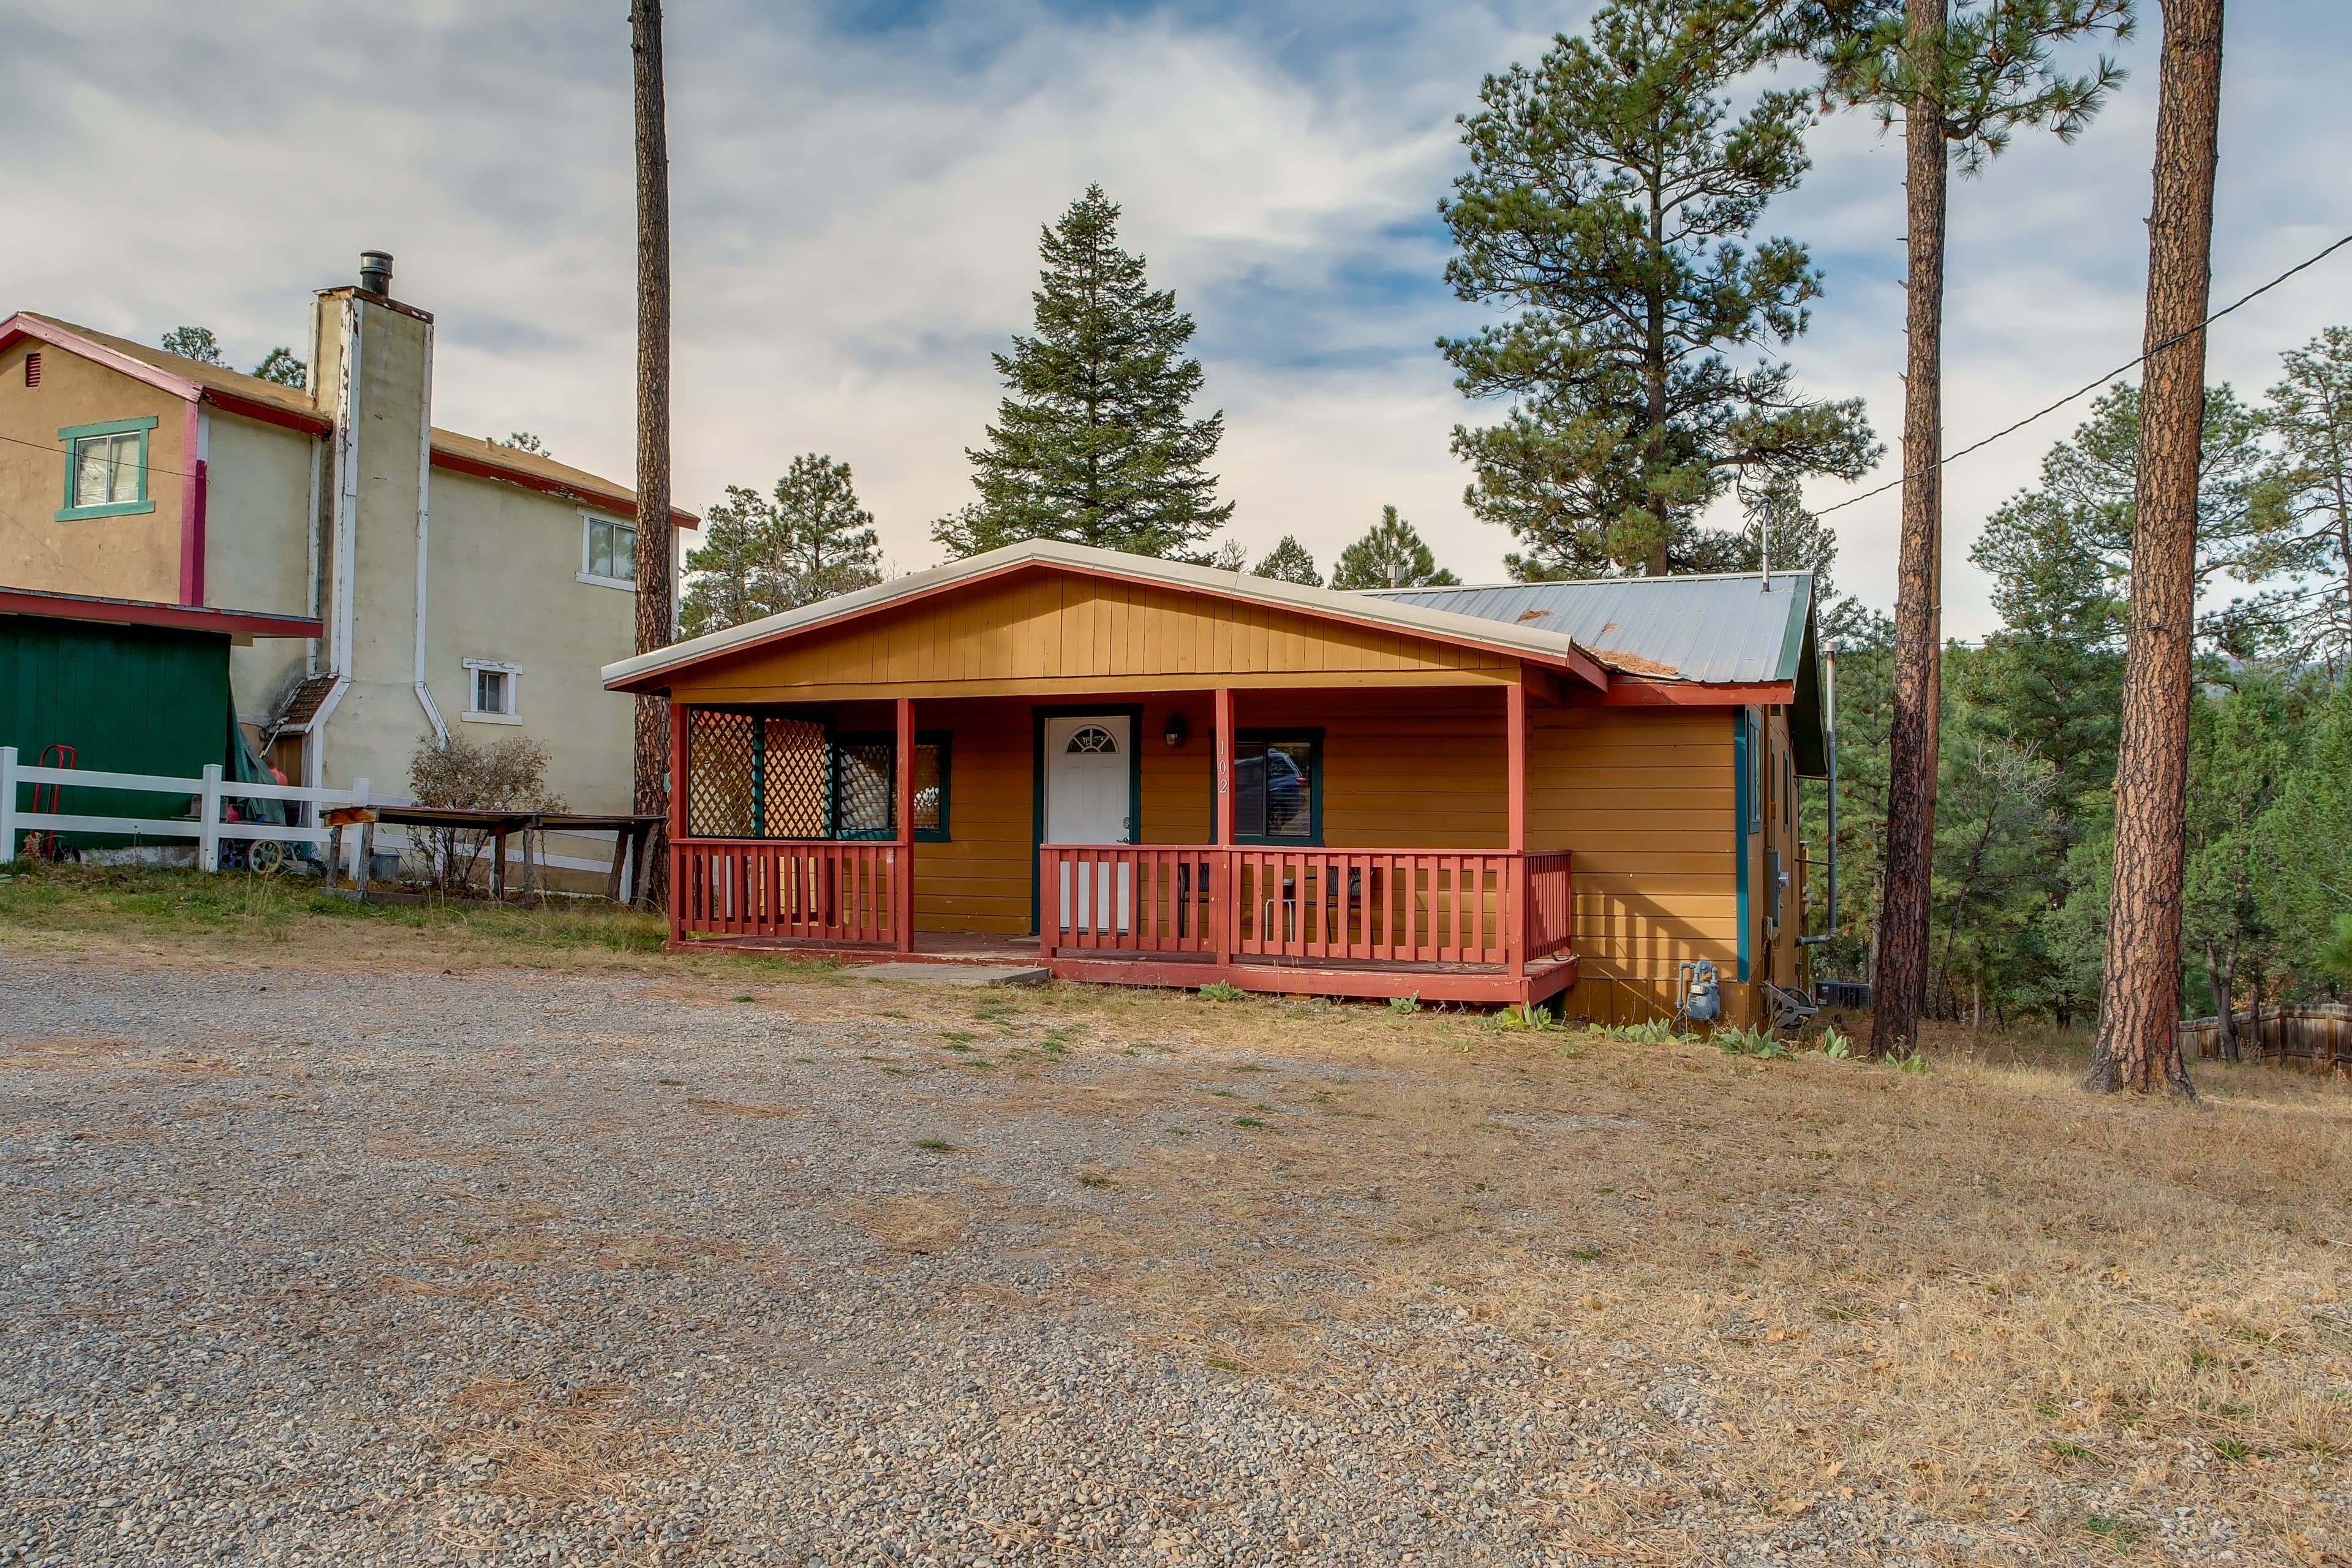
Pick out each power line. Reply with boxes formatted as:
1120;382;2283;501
1813;230;2352;518
0;426;205;480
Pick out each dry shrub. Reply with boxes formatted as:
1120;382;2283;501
404;733;565;894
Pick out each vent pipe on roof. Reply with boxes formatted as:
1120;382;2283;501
358;251;394;297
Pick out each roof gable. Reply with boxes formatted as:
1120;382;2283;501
604;541;1611;695
2;312;695;524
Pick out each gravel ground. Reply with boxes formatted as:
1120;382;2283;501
0;948;2315;1566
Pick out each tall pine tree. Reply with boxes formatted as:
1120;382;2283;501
1440;0;1878;580
1806;0;2132;1060
937;186;1232;560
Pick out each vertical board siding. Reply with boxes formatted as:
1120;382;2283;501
668;568;1517;699
0;614;233;835
908;699;1033;934
1528;704;1736;1025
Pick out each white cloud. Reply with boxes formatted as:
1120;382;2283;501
3;1;2346;636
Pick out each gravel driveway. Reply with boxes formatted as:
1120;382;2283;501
3;946;2308;1566
2;951;1641;1568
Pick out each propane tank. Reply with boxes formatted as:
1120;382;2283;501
1677;958;1721;1027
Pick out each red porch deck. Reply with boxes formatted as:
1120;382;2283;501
672;841;1578;1006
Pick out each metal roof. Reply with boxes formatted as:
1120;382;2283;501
1364;571;1817;686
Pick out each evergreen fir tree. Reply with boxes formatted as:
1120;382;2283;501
1330;507;1460;590
935;186;1232;560
681;455;881;636
1250;536;1322;587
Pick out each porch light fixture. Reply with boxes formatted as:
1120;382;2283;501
1163;712;1188;748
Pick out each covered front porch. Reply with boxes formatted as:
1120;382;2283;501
664;682;1578;1006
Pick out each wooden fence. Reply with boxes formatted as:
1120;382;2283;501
2181;1005;2352;1071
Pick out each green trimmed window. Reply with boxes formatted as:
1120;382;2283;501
57;417;158;520
831;731;951;842
1232;730;1322;844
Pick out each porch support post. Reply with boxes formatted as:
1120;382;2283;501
669;702;688;943
1507;680;1527;853
894;696;916;954
1507;679;1528;981
1213;687;1235;969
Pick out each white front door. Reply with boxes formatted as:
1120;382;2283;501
1045;715;1131;932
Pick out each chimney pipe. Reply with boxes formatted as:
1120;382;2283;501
358;251;394;297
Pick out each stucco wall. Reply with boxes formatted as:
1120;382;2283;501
0;337;186;603
207;410;320;724
426;468;636;816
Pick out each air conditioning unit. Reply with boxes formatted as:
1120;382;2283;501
1814;979;1872;1010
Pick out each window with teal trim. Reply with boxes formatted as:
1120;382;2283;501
56;417;158;521
832;732;951;842
1232;730;1322;844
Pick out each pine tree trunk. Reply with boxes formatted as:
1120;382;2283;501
630;0;675;910
2083;0;2222;1099
1869;0;1947;1061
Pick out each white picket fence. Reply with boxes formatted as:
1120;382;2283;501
0;745;369;874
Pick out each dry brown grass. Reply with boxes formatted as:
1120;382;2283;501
430;1376;677;1502
884;988;2351;1562
865;1194;967;1255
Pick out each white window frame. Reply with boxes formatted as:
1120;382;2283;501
578;510;638;590
462;658;524;725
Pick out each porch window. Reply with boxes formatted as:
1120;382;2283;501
682;709;947;840
834;733;952;842
1232;731;1321;845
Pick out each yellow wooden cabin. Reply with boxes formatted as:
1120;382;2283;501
603;541;1828;1025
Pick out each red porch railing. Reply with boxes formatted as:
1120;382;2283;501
1522;851;1574;963
674;839;899;943
1039;846;1573;971
1043;846;1218;953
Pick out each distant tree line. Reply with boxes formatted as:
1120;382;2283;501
1807;335;2352;1036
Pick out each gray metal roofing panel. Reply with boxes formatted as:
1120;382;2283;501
1365;571;1815;685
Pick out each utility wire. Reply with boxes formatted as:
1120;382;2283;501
1813;230;2352;518
0;426;206;481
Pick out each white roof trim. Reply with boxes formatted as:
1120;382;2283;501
601;538;1600;688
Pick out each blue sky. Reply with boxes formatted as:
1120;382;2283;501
3;0;2348;636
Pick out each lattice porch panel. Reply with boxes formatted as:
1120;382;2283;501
686;709;760;837
760;719;831;838
835;741;895;839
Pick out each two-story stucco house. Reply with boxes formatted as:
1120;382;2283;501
0;252;695;881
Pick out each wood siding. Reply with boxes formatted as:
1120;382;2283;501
665;568;1520;705
1529;704;1744;1025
